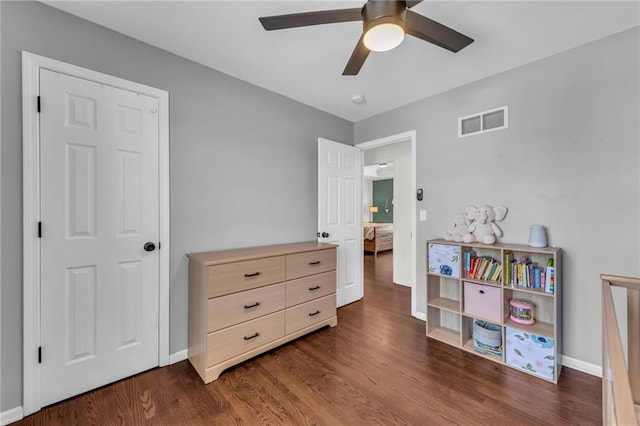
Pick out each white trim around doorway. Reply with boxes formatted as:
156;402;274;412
356;131;420;320
21;52;170;416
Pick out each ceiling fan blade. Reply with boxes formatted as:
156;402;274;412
404;10;474;52
259;8;362;31
342;35;370;76
405;0;424;8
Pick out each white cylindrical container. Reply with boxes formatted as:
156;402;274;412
528;225;547;248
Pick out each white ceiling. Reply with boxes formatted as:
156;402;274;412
43;1;640;122
364;161;395;179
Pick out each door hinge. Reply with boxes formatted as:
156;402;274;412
37;96;41;113
38;221;42;238
38;346;42;364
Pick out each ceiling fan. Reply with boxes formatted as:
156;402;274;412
258;0;474;76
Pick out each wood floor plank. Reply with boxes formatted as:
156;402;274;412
13;252;601;425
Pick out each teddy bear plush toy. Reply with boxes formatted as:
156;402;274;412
463;204;508;244
444;213;469;242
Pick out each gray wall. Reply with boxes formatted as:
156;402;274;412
355;26;640;367
1;1;352;411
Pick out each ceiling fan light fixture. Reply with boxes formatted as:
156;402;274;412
363;21;405;52
259;0;473;76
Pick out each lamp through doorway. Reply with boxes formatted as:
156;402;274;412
369;206;378;222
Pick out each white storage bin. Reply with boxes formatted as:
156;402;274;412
473;320;502;356
428;244;460;278
505;327;555;380
473;320;502;348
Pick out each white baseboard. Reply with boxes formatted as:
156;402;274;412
561;355;602;377
393;279;411;287
1;406;24;425
169;349;188;365
413;311;427;321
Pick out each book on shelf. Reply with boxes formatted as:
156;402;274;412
466;254;501;281
545;266;555;294
477;257;490;279
469;256;482;278
507;256;555;292
533;267;541;289
482;262;494;280
515;262;523;286
491;264;503;281
503;251;514;285
463;250;476;278
471;256;483;279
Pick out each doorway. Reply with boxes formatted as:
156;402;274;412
363;162;395;258
356;131;418;318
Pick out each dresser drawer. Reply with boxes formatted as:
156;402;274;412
463;281;502;323
285;294;336;335
286;249;336;280
208;283;285;332
207;311;285;367
286;271;335;307
208;256;285;298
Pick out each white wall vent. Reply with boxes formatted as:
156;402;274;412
458;106;508;138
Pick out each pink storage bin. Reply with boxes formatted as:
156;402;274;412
463;281;501;322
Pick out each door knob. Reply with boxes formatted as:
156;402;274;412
321;232;329;238
144;242;156;252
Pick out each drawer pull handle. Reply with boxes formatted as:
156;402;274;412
479;290;485;295
244;272;261;278
244;302;261;309
243;332;260;341
308;310;321;317
309;285;321;291
309;261;321;265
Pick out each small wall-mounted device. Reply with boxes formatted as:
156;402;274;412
417;188;423;201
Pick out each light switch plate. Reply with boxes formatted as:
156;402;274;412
419;210;427;221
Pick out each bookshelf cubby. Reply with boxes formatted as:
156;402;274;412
426;239;562;383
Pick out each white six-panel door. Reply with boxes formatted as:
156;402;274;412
318;138;363;307
39;69;160;407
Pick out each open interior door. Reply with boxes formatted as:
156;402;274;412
318;138;363;307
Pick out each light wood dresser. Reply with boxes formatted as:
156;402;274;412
187;241;338;383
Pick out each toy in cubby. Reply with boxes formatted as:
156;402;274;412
509;299;535;325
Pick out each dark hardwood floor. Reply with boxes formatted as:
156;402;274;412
16;251;601;425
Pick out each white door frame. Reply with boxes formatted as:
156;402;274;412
21;52;170;415
356;131;419;319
